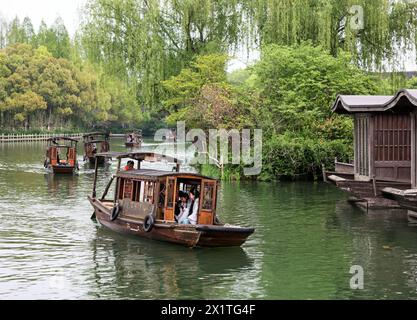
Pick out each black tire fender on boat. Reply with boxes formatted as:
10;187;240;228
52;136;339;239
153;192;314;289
110;203;121;221
143;214;155;232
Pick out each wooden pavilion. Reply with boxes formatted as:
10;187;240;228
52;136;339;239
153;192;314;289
324;89;417;208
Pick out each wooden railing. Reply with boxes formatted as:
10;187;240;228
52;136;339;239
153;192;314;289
0;133;85;143
334;161;354;174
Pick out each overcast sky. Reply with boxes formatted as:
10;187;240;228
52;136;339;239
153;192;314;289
0;0;87;36
0;0;415;71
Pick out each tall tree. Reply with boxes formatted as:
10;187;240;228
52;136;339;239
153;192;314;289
246;0;417;71
50;17;71;59
0;15;7;48
21;17;35;45
6;17;25;45
81;0;246;111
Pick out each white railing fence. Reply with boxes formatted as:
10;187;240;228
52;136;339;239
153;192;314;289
0;133;85;143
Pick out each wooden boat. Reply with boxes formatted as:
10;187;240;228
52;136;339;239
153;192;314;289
83;132;110;164
125;131;143;148
88;151;255;247
44;137;79;174
381;187;417;221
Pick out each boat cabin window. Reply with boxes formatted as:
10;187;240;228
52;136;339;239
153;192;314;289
166;178;175;208
132;180;141;202
118;178;155;204
142;181;154;203
176;179;201;197
202;182;215;211
158;183;165;207
122;179;133;199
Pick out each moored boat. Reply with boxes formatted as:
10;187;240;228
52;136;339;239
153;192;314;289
88;151;255;247
44;137;79;174
381;187;417;221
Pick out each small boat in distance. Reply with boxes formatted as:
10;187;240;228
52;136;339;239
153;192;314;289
83;132;110;165
125;131;143;148
88;151;255;247
44;137;79;174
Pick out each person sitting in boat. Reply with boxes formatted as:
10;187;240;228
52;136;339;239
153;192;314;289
180;188;199;225
176;191;190;222
89;137;97;155
101;140;109;152
124;160;135;171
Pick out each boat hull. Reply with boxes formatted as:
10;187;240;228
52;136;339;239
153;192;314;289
382;188;417;211
87;156;108;165
49;165;76;174
125;142;141;148
89;197;254;247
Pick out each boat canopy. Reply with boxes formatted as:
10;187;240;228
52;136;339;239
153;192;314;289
47;137;79;143
84;139;106;143
116;169;214;180
126;130;142;135
95;151;182;164
83;132;109;138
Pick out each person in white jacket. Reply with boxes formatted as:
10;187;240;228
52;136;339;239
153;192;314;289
176;191;191;223
181;188;199;225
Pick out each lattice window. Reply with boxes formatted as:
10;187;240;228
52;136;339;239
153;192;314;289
374;114;411;162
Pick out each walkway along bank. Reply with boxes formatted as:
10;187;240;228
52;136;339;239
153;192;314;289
324;89;417;209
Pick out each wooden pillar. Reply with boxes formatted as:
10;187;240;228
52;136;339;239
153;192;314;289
92;157;99;198
368;115;374;179
411;112;417;188
353;115;358;176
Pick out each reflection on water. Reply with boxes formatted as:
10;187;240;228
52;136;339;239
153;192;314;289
89;228;256;299
1;139;417;299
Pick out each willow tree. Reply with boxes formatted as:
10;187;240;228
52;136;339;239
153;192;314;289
81;0;246;111
247;0;417;71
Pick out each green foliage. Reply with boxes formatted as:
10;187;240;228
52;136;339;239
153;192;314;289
81;0;247;111
163;53;260;130
0;43;140;131
260;132;352;181
162;44;380;180
254;43;379;133
162;54;228;122
247;0;417;70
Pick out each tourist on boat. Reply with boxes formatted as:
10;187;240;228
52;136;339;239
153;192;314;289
101;140;109;152
176;191;190;222
124;161;135;171
188;189;200;225
180;188;199;225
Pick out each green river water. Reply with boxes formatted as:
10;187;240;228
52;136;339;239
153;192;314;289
1;138;417;299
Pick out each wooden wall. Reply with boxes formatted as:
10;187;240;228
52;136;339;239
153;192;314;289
372;113;411;182
354;114;370;181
